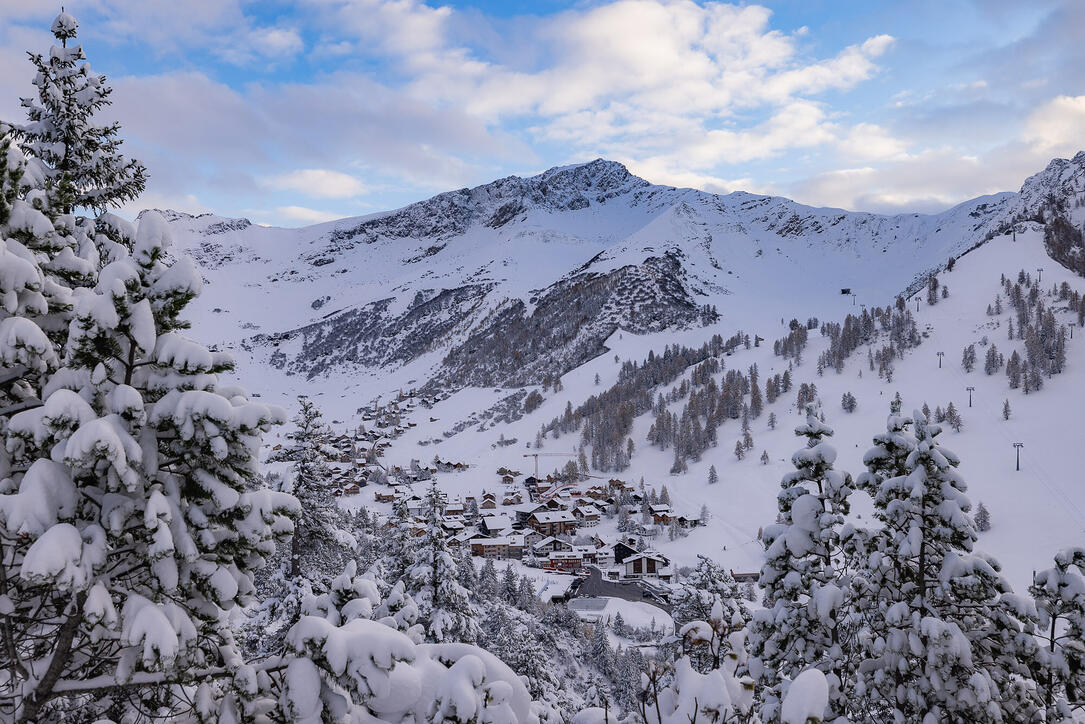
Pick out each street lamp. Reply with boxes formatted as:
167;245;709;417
1014;442;1024;471
966;386;975;407
937;351;944;368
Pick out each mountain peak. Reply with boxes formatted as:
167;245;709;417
1016;150;1085;214
534;158;646;196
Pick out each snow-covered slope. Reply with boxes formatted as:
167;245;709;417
162;154;1085;411
160;151;1085;593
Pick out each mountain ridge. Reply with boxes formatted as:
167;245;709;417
163;151;1085;400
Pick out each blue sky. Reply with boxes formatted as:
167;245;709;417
1;0;1082;226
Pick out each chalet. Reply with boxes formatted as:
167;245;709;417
650;504;674;525
480;494;498;511
573;506;601;527
445;501;465;516
676;514;700;529
342;483;361;496
501;491;522;506
471;535;525;560
611;541;638;565
450;529;482;550
512;502;548;525
532;537;573;556
731;570;759;584
595;546;615;567
584;486;609;500
403;495;425;517
623;552;672;581
440;519;466;535
501;474;515;485
572;545;598;564
480;515;514;537
527;511;577;537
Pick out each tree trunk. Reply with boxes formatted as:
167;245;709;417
18;591;85;723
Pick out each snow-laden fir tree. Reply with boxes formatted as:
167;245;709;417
849;411;1041;722
748;402;856;722
672;556;748;673
975;500;992;532
6;12;145;215
707;464;718;485
245;398;356;656
1030;547;1085;719
0;173;297;719
278;396;347;578
404;480;480;643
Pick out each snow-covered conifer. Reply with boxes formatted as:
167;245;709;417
850;412;1041;722
404;481;479;643
7;12;146;214
975;500;992;532
1;204;296;719
1030;548;1085;718
748;403;855;721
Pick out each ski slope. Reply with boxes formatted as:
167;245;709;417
341;225;1085;593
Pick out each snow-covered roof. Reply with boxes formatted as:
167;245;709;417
530;511;575;523
481;514;513;531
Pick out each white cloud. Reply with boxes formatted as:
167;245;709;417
1023;95;1085;154
264;169;367;199
276;205;343;225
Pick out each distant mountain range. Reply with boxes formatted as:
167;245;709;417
159;151;1085;398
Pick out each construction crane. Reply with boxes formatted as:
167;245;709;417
522;451;577;478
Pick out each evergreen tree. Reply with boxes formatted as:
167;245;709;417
708;464;719;485
1007;350;1022;388
405;481;479;642
749;403;856;721
672;555;748;632
479;560;499;599
517;575;538;613
1030;548;1085;718
7;11;146;214
760;450;770;465
961;343;977;372
851;412;1041;722
975;501;991;532
945;401;963;432
0;179;296;718
768;411;777;430
1003;398;1012;420
506;623;560;701
457;548;479;593
734;440;745;460
985;344;1003;375
502;564;520;604
590;622;615;679
282;397;343;578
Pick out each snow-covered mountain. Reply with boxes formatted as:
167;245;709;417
165;153;1085;408
157;151;1085;600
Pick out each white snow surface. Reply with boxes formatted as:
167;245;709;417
161;157;1085;594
